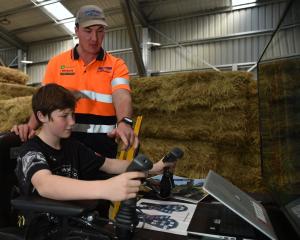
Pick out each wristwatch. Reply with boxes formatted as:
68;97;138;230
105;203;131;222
118;117;133;127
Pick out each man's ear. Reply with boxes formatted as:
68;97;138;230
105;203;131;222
36;111;48;123
75;26;79;36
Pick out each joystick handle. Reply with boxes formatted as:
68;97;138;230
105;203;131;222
162;147;184;163
115;154;153;240
126;154;153;172
160;148;184;198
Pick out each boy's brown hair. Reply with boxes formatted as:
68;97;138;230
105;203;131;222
32;83;76;124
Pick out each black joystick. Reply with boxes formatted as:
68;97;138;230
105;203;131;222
159;147;184;199
161;147;184;164
115;154;153;240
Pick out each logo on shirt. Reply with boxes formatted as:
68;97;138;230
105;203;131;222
60;65;75;75
97;66;112;73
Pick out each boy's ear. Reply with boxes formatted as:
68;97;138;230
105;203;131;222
36;111;48;123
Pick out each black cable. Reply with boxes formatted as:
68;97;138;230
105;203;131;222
257;0;294;64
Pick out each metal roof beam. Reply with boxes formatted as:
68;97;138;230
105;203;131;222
11;6;122;34
0;2;120;19
129;0;148;27
0;26;27;50
105;6;123;16
12;16;75;34
0;4;34;18
119;0;146;76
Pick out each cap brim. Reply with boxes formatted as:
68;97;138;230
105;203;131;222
80;19;108;28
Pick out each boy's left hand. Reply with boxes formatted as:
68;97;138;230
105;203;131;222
149;159;176;175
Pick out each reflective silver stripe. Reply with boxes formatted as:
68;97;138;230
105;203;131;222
79;90;112;103
111;77;129;87
72;124;116;133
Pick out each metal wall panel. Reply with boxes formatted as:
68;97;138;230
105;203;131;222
261;1;300;61
27;63;47;85
148;1;289;73
103;27;136;50
140;0;230;21
0;48;18;66
150;5;282;44
262;25;300;61
28;39;75;63
112;52;138;75
25;39;75;84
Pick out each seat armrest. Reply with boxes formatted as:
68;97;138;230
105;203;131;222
11;196;98;217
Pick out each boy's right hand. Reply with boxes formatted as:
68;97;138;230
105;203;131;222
11;124;35;142
104;171;146;201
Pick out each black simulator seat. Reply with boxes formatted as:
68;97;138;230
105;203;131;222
0;131;22;229
0;132;113;240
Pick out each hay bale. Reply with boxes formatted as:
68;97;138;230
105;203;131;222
0;82;36;100
131;71;261;192
139;109;249;144
132;71;253;113
140;138;263;192
0;66;29;85
0;96;32;132
140;138;217;179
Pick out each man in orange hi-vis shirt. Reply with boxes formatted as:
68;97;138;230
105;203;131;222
12;5;137;159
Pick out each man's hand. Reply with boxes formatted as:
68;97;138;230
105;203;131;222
107;122;139;150
103;171;145;201
11;124;35;142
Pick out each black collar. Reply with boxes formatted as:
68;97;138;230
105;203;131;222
72;44;105;61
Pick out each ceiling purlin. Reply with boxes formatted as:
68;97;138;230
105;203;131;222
11;6;122;35
0;25;27;50
129;0;148;27
120;0;146;76
0;0;65;18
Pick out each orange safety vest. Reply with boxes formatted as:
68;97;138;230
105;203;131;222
43;46;130;134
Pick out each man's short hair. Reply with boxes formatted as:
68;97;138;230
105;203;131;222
32;83;76;123
75;5;108;28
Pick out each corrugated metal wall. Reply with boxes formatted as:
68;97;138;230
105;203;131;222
27;39;75;85
149;1;288;73
261;0;300;61
26;63;47;85
28;40;75;63
0;0;297;84
0;48;18;66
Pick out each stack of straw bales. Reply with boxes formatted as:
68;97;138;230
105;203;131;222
131;71;262;192
0;66;35;132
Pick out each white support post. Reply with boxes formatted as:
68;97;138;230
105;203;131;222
17;49;22;70
142;28;151;76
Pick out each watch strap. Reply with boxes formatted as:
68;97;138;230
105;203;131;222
117;117;133;127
